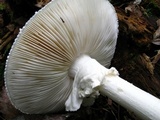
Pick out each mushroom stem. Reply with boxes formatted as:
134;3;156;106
99;75;160;120
66;55;160;120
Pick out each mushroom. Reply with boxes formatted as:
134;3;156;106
4;0;160;119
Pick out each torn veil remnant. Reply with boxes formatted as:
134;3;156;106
4;0;160;119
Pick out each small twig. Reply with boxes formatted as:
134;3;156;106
152;50;160;65
140;53;154;75
1;31;12;42
0;27;19;51
0;34;15;51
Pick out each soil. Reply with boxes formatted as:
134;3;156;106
0;0;160;120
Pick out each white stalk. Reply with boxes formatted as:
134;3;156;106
66;55;160;120
100;75;160;120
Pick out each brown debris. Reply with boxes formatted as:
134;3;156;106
116;6;154;46
139;53;154;75
6;24;15;32
0;26;19;51
125;4;144;17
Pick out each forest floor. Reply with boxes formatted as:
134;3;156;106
0;0;160;120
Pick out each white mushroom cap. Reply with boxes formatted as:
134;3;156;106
4;0;118;114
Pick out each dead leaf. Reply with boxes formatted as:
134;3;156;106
35;0;51;8
125;4;143;17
